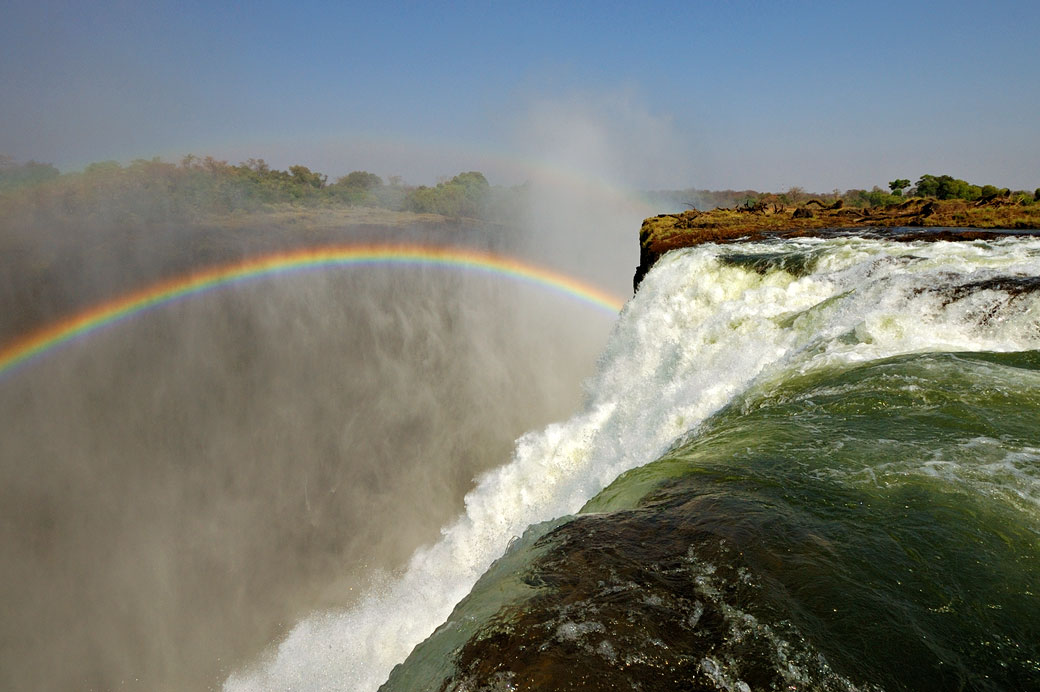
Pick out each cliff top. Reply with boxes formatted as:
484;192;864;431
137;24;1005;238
635;197;1040;290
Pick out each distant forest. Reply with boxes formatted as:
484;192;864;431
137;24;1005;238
647;176;1040;213
0;154;515;225
0;156;531;348
2;154;1038;225
2;154;1039;345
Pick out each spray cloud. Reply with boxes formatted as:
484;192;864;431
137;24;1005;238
0;90;690;690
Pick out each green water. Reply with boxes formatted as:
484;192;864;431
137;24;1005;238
583;350;1040;690
235;236;1040;691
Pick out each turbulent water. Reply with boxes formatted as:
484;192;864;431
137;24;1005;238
229;235;1040;691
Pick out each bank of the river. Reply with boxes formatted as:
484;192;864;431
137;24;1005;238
635;197;1040;289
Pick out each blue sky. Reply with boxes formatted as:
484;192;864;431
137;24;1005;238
2;0;1037;191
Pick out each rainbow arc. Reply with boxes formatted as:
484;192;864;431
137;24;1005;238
0;244;626;378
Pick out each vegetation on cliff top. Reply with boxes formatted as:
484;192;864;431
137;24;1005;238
5;155;1038;230
640;174;1040;260
5;154;1040;308
647;174;1039;215
6;155;1040;260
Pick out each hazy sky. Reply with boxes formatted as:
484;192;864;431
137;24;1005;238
2;0;1037;191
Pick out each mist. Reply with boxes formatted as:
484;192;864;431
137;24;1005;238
0;95;678;690
502;91;686;296
1;262;614;690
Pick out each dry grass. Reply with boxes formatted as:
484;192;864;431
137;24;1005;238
640;198;1040;256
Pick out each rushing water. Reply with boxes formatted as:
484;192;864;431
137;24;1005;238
229;236;1040;691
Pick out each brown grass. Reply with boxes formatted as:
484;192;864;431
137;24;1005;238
640;198;1040;256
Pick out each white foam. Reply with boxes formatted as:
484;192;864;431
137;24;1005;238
226;236;1040;691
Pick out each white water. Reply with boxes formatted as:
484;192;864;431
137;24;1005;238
226;236;1040;691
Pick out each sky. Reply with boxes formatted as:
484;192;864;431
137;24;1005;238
2;0;1038;192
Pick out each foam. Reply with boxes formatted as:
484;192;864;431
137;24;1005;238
226;236;1040;691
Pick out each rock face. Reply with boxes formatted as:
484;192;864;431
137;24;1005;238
432;507;852;692
633;199;1040;291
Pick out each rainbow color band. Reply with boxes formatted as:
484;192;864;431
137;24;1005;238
0;244;626;378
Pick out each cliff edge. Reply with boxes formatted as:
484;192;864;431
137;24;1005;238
635;197;1040;291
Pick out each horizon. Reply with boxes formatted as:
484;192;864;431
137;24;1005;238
9;152;1034;197
3;1;1039;193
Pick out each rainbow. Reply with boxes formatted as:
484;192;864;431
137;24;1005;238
0;244;626;378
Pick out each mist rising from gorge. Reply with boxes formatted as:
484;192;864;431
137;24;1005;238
0;95;683;690
1;259;613;690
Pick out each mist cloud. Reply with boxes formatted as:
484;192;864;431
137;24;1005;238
0;220;613;690
0;87;683;691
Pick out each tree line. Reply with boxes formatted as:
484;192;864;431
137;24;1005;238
3;155;1038;224
0;155;505;224
650;175;1040;213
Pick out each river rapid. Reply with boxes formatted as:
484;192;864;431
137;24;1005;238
230;235;1040;691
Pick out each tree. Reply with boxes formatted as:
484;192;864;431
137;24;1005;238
243;158;271;175
402;171;490;217
448;171;489;193
335;170;383;190
888;179;911;196
913;174;981;200
0;156;60;190
866;186;900;207
289;165;326;189
784;186;809;204
330;170;384;205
